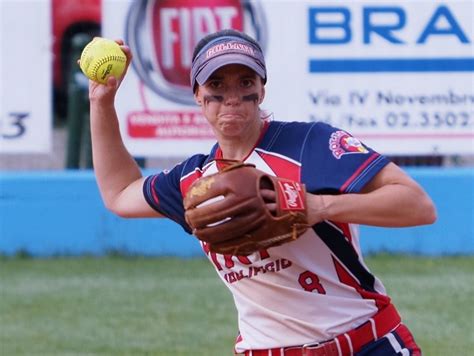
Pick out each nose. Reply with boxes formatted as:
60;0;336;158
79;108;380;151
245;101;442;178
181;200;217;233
223;89;241;106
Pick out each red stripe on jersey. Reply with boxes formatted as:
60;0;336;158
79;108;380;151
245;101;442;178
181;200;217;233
332;222;353;244
179;169;203;198
333;257;390;310
150;176;160;205
340;153;379;192
256;150;301;182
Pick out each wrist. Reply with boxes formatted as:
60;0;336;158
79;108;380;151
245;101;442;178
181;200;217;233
90;96;115;108
319;195;329;221
306;193;329;225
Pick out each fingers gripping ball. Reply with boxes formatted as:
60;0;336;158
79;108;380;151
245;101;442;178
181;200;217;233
80;38;126;84
184;162;309;256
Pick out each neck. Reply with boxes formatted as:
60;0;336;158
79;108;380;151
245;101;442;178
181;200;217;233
218;118;263;161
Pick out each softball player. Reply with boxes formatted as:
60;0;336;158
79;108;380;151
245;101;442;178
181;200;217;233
86;29;436;355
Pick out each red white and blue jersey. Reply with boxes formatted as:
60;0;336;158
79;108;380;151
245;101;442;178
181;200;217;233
143;120;391;352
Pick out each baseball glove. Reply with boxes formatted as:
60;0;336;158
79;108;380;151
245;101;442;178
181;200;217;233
184;161;309;256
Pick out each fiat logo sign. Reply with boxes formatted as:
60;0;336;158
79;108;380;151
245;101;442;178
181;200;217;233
125;0;268;105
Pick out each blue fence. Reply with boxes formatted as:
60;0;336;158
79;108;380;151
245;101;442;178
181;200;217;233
0;168;473;257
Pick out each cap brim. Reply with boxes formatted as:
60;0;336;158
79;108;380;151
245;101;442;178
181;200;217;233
195;53;266;86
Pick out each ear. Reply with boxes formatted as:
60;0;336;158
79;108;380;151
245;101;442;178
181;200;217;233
194;89;202;106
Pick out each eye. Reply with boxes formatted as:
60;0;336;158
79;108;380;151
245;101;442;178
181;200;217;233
207;80;223;90
241;78;255;88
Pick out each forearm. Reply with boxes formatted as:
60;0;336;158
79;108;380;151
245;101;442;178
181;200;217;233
83;43;160;218
309;184;436;227
90;99;142;208
307;163;437;227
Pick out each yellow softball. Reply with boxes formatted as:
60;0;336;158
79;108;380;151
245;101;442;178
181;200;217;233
80;37;127;84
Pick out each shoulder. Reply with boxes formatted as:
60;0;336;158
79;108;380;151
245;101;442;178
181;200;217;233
256;121;331;166
145;153;211;190
143;152;211;201
179;153;212;177
264;120;343;148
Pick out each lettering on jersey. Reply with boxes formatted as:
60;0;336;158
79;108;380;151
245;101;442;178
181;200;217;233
202;242;270;271
224;258;292;284
329;130;369;159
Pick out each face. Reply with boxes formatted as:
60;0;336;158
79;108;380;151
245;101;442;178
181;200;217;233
194;64;265;138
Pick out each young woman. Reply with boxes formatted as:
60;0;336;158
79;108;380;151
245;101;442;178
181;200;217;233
87;29;436;355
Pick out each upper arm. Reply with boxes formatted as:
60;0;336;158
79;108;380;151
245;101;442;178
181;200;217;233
109;177;165;218
360;162;437;225
360;162;423;194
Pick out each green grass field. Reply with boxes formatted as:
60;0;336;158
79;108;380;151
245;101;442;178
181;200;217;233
1;255;473;355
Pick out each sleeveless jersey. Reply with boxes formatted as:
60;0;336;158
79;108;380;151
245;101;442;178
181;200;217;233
143;120;391;352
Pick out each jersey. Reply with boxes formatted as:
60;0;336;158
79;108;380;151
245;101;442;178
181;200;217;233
143;120;392;352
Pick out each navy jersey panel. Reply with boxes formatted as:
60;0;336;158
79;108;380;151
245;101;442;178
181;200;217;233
143;153;212;233
262;121;390;194
258;121;309;162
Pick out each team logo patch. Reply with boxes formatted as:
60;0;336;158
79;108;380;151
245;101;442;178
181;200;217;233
187;177;215;198
329;131;369;159
276;180;305;211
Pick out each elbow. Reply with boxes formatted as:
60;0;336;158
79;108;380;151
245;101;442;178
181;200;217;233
103;199;121;216
407;184;437;226
104;202;133;218
426;203;438;225
103;197;129;218
417;198;437;226
103;197;143;219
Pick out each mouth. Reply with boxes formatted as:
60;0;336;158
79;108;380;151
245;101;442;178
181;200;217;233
219;113;244;120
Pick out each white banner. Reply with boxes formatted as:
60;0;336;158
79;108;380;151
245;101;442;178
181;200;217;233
0;0;52;153
105;0;474;157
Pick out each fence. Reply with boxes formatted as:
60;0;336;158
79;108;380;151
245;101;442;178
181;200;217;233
1;168;472;257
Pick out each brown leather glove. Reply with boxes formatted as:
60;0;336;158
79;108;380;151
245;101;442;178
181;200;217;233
184;161;309;256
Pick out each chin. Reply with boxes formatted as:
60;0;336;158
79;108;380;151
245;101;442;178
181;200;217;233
220;128;242;137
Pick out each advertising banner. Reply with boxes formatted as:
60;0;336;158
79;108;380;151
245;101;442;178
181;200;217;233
0;0;52;153
104;0;474;157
